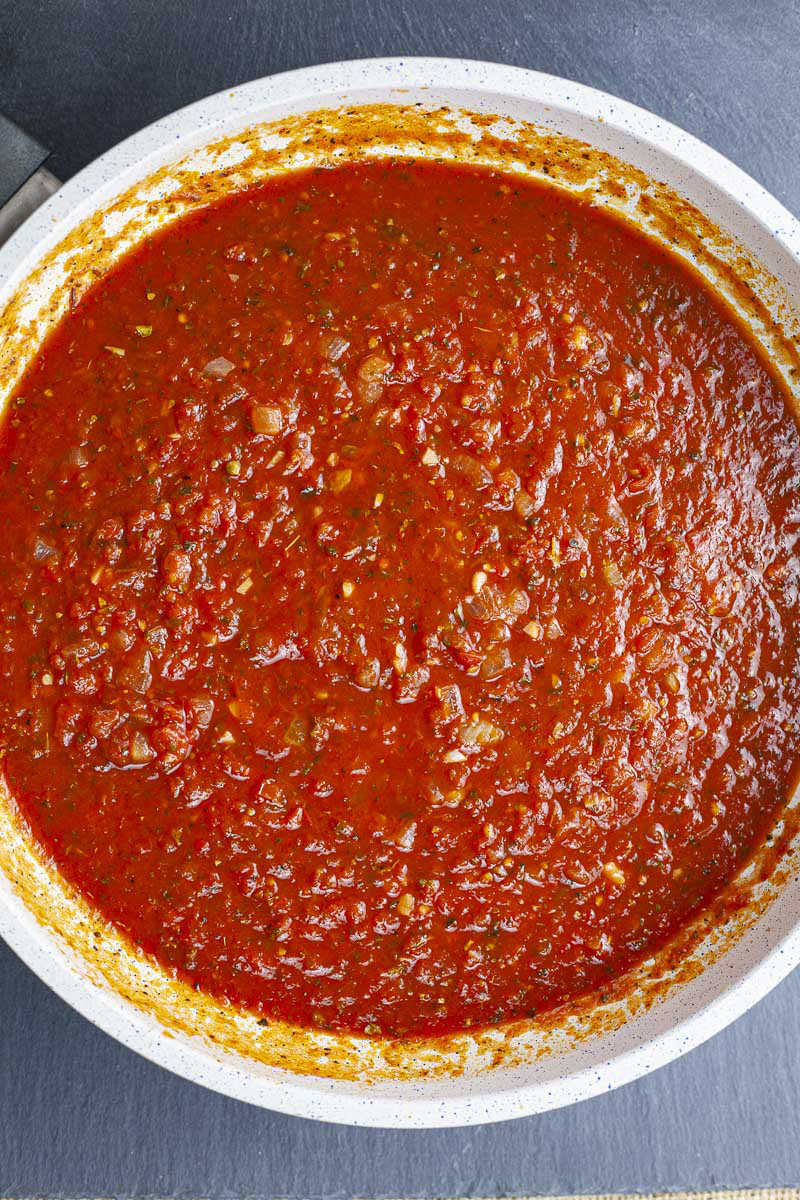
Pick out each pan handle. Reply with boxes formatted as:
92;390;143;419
0;112;60;247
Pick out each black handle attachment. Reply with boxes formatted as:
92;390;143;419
0;113;59;247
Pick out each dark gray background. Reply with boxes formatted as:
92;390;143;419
1;1;799;1196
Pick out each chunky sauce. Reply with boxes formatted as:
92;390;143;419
1;161;798;1038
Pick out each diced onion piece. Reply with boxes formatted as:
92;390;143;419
322;334;350;362
203;356;235;379
570;324;590;350
603;861;626;887
283;716;308;746
603;559;624;587
479;644;511;680
191;694;215;727
460;715;503;747
451;452;493;490
514;490;538;519
145;625;168;654
421;447;438;466
129;731;154;763
330;467;352;492
251;405;283;435
523;620;543;641
118;648;152;695
355;351;391;403
664;670;681;693
354;657;380;689
163;549;191;587
397;892;415;916
465;582;529;624
505;588;530;619
434;683;464;723
33;538;56;561
394;821;417;850
66;445;89;469
394;664;429;702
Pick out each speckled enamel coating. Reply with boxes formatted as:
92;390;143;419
0;58;799;1128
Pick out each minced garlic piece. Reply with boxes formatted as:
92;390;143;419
603;861;626;887
393;642;408;676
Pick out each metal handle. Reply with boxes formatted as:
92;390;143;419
0;113;60;247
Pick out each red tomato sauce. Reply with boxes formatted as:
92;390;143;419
1;161;798;1038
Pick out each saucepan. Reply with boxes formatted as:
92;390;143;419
0;57;799;1127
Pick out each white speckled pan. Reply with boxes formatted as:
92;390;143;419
0;58;799;1127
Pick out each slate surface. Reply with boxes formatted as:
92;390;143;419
0;1;799;1196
